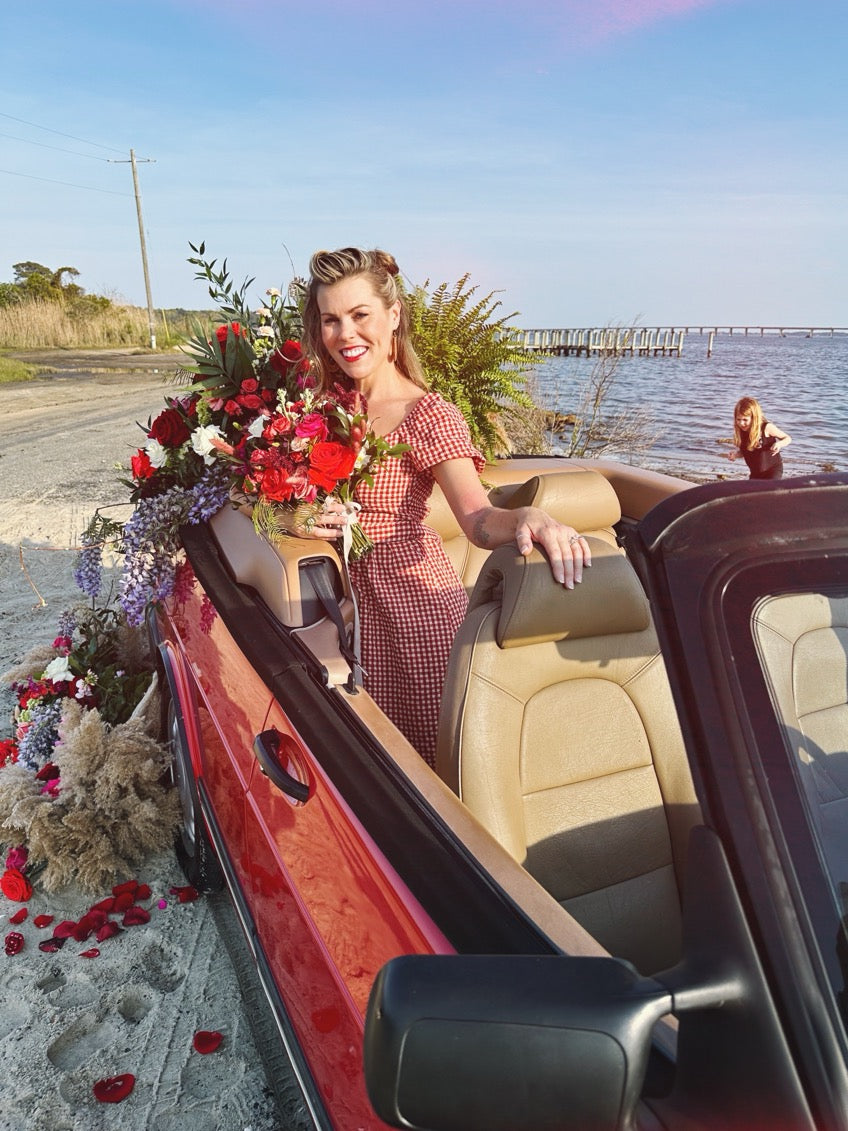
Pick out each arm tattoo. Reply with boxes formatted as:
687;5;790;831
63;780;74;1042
473;511;492;547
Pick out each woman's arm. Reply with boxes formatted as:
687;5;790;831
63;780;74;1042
765;421;792;451
433;458;591;589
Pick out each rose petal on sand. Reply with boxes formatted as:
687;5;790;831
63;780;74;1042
4;931;24;956
170;885;199;903
122;906;150;927
92;1074;135;1103
95;921;123;942
193;1030;223;1054
135;883;152;901
112;880;139;897
9;908;27;925
38;936;67;953
79;947;100;958
33;914;54;929
112;891;135;913
92;897;115;914
53;919;78;938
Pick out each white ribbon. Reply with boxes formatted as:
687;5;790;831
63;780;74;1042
320;496;362;562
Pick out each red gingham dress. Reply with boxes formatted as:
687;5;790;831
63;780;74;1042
350;392;485;767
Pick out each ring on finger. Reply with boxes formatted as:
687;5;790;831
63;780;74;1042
568;534;580;545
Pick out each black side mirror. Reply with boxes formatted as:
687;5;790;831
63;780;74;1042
364;952;671;1131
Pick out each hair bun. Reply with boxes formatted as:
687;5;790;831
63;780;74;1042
373;249;399;277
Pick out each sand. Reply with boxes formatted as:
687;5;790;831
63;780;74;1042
0;353;287;1130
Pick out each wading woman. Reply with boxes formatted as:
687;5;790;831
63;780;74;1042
728;395;792;480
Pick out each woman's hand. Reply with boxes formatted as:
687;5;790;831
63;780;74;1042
513;506;591;590
300;497;349;540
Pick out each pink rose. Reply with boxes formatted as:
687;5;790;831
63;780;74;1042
4;846;27;872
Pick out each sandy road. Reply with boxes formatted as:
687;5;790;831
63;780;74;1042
0;351;301;1131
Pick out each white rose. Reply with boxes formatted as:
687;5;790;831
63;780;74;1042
247;415;266;438
144;438;167;468
190;424;226;465
255;326;275;338
43;656;74;684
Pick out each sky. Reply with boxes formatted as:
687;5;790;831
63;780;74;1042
1;0;846;327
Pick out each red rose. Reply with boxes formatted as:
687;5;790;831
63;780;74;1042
0;739;18;767
131;449;155;481
240;378;258;394
255;467;296;502
215;322;244;347
269;339;304;376
1;868;33;902
236;393;265;412
148;407;191;449
307;441;358;492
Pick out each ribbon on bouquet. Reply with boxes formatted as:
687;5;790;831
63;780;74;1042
334;498;363;564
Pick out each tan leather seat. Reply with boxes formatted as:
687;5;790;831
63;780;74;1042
436;537;702;975
753;593;848;889
426;466;623;594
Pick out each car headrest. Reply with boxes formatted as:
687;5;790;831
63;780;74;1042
497;470;622;532
469;537;651;649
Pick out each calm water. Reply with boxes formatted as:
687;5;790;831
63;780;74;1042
533;332;848;482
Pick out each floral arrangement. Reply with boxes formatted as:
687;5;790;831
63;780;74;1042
0;601;178;894
77;242;408;630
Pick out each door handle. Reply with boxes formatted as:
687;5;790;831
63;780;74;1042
253;729;310;803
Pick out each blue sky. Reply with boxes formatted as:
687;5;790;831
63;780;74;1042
1;0;846;326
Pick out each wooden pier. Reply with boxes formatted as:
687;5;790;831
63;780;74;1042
518;325;848;359
518;327;685;358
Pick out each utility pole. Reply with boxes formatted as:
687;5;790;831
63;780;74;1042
110;149;157;349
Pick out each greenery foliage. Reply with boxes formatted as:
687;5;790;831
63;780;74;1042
405;275;534;458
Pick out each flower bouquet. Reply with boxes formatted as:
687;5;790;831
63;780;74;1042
212;383;408;561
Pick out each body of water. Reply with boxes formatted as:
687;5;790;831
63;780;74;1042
533;331;848;482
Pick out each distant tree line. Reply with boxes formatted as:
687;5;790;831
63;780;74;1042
0;261;112;318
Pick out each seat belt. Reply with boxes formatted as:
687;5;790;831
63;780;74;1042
300;559;364;693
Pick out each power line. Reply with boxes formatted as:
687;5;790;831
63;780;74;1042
0;130;110;161
0;111;125;154
0;167;130;196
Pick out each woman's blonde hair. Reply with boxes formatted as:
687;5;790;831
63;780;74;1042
734;395;764;450
302;247;427;392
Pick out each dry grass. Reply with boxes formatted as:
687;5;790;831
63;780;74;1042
0;298;201;350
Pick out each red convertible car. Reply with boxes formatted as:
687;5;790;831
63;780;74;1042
148;458;848;1130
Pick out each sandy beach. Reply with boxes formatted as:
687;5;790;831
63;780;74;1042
0;352;287;1130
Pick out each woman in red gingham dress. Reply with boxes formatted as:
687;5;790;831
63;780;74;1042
301;247;592;767
348;394;485;765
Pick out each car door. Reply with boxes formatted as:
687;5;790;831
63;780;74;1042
632;473;848;1128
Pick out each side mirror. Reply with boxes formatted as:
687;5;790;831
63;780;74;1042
364;953;671;1131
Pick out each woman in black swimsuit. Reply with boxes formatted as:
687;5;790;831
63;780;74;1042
727;395;792;479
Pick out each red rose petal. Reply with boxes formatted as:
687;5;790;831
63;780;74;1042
53;919;78;938
112;880;138;897
192;1030;223;1054
96;921;122;942
33;914;54;929
38;936;67;953
9;908;28;925
170;885;199;904
112;891;134;913
4;931;24;956
122;906;150;927
79;947;100;958
93;1073;135;1103
92;897;115;914
135;883;152;902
